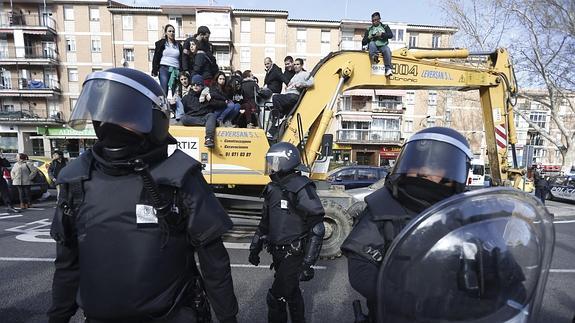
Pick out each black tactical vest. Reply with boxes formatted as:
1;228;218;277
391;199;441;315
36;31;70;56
341;187;417;264
53;149;218;319
264;174;313;244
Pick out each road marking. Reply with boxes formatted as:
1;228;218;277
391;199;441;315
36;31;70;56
554;219;575;224
5;219;54;243
224;242;251;249
0;214;23;219
549;269;575;273
0;257;54;262
0;257;328;270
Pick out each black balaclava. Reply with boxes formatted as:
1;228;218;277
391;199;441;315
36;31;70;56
95;123;150;161
386;175;456;213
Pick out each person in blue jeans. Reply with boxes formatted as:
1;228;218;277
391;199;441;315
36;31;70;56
206;72;240;127
152;24;183;96
362;12;394;76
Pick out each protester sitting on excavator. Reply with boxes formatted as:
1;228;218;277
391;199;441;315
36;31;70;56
268;58;314;139
362;11;394;76
180;74;217;148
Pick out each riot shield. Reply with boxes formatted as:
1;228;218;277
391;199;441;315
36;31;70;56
376;187;555;323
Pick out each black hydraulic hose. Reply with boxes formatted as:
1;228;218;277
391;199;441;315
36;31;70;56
297;113;311;170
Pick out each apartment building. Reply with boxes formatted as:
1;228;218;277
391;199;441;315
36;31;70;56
514;90;575;168
0;2;63;158
1;0;489;166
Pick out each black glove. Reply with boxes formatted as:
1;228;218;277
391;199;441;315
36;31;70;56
249;250;260;266
299;264;315;281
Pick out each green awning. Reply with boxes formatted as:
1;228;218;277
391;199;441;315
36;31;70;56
37;125;96;137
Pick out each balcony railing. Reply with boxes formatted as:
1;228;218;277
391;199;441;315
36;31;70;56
0;106;63;121
0;45;58;61
337;129;401;144
0;12;57;30
371;100;404;113
0;77;60;91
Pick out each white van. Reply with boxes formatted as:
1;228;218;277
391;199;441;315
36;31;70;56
467;158;486;189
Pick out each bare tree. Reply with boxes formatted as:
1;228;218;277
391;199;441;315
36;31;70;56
440;0;575;172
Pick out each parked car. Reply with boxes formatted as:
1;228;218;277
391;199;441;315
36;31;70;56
327;166;388;190
547;175;575;203
1;159;49;204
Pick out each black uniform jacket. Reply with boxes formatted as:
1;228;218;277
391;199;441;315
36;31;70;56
48;148;238;323
256;173;325;245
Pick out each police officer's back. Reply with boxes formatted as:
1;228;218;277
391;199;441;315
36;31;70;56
341;127;473;320
248;142;325;323
48;68;238;323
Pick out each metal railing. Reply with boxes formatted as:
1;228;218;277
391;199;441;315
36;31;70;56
0;45;58;61
336;129;401;143
371;100;404;112
0;77;60;91
0;12;56;30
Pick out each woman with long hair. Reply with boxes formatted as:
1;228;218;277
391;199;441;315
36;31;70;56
151;24;183;97
203;72;240;127
10;153;38;209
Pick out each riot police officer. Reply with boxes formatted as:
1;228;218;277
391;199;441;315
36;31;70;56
48;68;238;323
341;127;473;321
248;142;325;323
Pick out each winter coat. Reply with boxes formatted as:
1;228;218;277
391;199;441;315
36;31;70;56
11;161;38;186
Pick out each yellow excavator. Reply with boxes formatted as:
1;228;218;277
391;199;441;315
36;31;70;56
169;47;523;258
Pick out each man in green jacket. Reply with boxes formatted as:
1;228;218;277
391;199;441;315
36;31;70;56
362;12;394;76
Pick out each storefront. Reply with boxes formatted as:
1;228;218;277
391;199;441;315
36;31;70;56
35;124;97;158
379;146;401;167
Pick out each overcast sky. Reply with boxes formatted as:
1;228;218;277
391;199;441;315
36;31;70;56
126;0;449;26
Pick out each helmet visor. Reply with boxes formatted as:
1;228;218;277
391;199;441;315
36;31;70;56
265;155;281;175
69;72;169;134
393;139;471;185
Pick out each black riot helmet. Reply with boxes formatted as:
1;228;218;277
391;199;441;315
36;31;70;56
265;142;301;176
69;68;175;150
376;188;555;323
389;127;472;191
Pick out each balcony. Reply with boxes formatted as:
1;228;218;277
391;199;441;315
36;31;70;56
337;129;401;144
0;45;58;65
0;106;65;125
371;100;404;114
0;12;57;33
0;77;61;97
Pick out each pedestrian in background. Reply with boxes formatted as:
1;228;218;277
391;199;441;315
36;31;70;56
10;153;38;209
0;150;17;213
48;150;67;198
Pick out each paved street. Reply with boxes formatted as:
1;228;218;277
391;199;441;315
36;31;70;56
0;191;573;322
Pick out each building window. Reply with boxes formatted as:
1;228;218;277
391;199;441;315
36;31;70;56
265;48;276;62
240;18;251;43
391;29;404;42
123;48;135;62
409;33;418;47
70;98;78;110
372;118;400;130
428;91;437;105
66;36;76;52
404;120;413;132
91;37;101;53
529;111;547;129
64;6;74;21
168;16;183;38
122;16;133;30
405;91;415;104
445;110;452;122
427;119;435;127
89;7;100;21
321;30;331;55
341;96;352;111
147;16;158;30
296;28;307;53
529;133;544;146
265;18;275;44
240;47;251;71
92;67;103;73
341;29;356;50
148;49;155;62
432;34;441;48
68;68;78;82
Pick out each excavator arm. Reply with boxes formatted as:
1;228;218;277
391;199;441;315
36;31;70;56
281;48;519;186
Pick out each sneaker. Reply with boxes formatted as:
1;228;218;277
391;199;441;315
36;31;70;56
6;206;18;213
224;121;233;127
204;138;215;148
385;69;393;77
247;123;256;129
372;55;380;64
